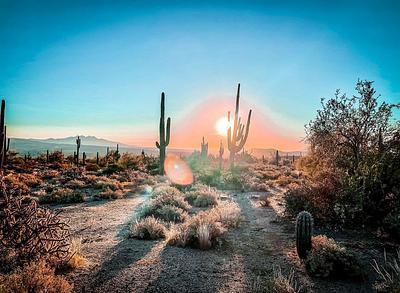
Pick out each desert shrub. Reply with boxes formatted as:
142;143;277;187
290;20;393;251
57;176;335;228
151;186;191;211
0;189;70;267
85;163;100;172
184;185;219;207
93;178;122;191
305;235;363;279
129;217;166;240
40;188;84;204
102;163;124;175
210;200;241;228
3;173;43;194
118;153;145;170
138;204;188;223
167;201;241;249
197;168;223;187
221;170;244;190
300;80;400;231
264;266;301;293
96;188;124;200
0;260;73;293
372;250;400;293
167;211;225;249
284;172;341;223
65;179;86;189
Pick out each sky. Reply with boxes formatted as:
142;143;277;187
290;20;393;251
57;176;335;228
1;0;399;151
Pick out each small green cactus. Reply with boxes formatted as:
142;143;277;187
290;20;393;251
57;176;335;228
296;211;313;259
201;136;208;160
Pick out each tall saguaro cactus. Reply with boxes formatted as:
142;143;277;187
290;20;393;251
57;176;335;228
227;84;252;168
201;136;208;160
156;92;171;175
76;136;81;166
0;99;7;171
219;140;224;169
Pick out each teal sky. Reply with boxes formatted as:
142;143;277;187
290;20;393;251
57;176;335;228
1;0;399;148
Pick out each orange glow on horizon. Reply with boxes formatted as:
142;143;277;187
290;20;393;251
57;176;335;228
169;97;305;152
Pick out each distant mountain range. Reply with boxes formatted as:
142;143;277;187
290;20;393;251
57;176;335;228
9;136;305;158
34;135;129;147
9;136;192;158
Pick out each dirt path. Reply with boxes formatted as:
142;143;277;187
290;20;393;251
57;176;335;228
60;190;374;292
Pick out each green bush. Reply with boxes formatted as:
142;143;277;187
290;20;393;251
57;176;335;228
305;235;363;279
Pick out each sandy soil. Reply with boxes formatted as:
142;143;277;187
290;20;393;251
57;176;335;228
57;189;377;293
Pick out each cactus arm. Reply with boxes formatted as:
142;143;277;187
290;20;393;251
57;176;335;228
237;110;252;150
165;117;171;146
156;141;160;149
6;138;10;152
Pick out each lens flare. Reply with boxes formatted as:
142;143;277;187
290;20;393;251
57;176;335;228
164;154;194;185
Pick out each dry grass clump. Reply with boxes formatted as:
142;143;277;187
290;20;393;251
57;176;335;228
40;188;84;204
152;194;190;211
209;200;241;228
65;237;87;269
65;179;86;189
259;194;270;207
184;184;219;207
167;212;225;250
129;217;166;240
372;250;400;292
96;188;124;200
0;260;73;293
93;178;123;191
167;201;241;249
138;204;188;223
3;173;43;194
263;266;301;293
305;235;363;279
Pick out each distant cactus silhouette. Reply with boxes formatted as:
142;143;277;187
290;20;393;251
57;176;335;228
76;136;81;166
46;150;49;164
227;84;252;168
82;152;86;167
201;136;208;160
296;211;313;259
219;140;224;169
2;126;10;166
156;92;171;175
114;144;120;162
0;99;8;170
275;150;279;166
96;152;99;165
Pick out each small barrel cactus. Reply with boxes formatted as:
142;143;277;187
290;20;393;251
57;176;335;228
296;211;313;259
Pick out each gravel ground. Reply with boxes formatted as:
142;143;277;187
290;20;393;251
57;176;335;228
58;189;377;293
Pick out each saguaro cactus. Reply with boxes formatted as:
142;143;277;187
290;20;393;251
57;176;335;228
46;150;49;164
275;150;279;166
114;144;120;162
82;152;86;167
156;92;171;175
296;211;313;259
201;136;208;160
0;99;7;171
96;152;99;165
2;126;10;166
76;136;81;166
219;140;224;169
227;84;252;168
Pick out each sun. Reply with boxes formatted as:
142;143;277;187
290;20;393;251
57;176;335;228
216;117;232;136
